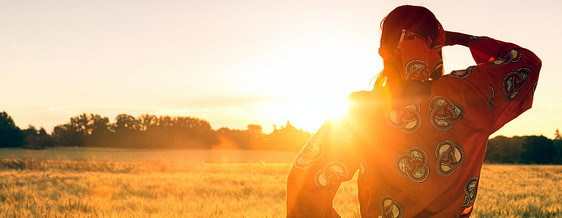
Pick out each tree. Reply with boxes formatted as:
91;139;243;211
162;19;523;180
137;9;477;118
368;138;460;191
23;126;54;149
485;135;524;163
113;114;140;132
213;124;266;150
52;124;78;146
89;114;110;134
0;111;24;147
142;115;218;149
23;125;38;148
553;129;562;164
216;127;250;149
52;113;110;147
37;127;54;148
52;113;90;147
247;124;266;149
70;113;89;136
265;121;312;151
520;135;555;164
139;114;156;131
110;114;142;148
86;114;111;146
554;139;562;164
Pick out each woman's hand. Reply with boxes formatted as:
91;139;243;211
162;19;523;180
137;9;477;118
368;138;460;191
444;31;473;47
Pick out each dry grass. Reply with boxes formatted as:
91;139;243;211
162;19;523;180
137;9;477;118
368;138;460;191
0;159;288;217
473;165;562;217
0;151;560;217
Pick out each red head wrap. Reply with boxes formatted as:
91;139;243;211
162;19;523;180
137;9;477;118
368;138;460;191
379;24;445;81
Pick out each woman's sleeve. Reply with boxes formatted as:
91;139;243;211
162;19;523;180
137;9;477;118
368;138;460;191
286;119;359;218
448;36;542;133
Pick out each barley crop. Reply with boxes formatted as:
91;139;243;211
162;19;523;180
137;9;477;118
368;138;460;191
0;149;560;217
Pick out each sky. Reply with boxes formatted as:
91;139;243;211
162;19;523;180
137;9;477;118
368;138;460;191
1;0;561;138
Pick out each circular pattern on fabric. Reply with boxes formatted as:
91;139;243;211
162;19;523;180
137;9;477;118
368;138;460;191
532;81;537;95
386;105;422;134
488;85;495;111
404;60;430;81
429;96;464;131
491;49;521;66
394;146;430;183
462;177;479;208
379;195;404;218
503;67;530;102
434;140;465;176
430;59;444;72
450;66;477;79
313;161;349;193
294;138;324;169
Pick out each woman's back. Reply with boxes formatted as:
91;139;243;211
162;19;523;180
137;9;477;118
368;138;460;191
287;5;541;218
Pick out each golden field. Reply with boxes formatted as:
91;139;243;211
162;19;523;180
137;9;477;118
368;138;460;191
0;148;560;217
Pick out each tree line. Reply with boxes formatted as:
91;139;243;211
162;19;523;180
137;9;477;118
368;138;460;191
0;111;311;151
485;133;562;164
1;111;561;164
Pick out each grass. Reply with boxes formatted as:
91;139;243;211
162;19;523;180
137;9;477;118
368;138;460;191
473;165;562;217
0;149;561;217
0;158;289;217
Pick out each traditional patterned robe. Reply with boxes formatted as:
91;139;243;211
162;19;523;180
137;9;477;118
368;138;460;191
287;36;541;217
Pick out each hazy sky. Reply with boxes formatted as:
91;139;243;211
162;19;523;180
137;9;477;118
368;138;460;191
1;0;561;137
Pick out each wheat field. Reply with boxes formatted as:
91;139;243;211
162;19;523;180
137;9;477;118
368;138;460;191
0;148;560;217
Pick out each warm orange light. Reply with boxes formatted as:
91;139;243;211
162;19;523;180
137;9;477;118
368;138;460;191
260;95;351;132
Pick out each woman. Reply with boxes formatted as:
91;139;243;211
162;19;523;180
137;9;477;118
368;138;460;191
287;5;541;217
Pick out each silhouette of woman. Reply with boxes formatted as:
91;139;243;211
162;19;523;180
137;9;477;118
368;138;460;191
287;5;541;217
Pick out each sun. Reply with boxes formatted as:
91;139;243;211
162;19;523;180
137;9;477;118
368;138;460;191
262;95;351;132
312;96;351;121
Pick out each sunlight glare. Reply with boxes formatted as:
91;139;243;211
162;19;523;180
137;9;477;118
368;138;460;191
260;95;351;132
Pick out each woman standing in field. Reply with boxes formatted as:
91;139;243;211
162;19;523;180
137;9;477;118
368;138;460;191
287;5;541;217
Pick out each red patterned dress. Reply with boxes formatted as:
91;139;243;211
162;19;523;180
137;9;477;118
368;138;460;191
287;36;541;217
